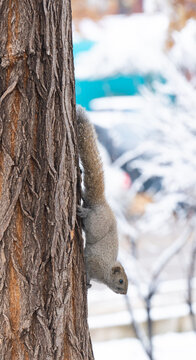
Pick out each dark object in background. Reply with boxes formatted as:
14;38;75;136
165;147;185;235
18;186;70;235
94;123;163;194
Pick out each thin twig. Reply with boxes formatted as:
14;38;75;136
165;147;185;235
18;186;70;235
187;236;196;332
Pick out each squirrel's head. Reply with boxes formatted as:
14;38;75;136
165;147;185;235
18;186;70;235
108;262;128;294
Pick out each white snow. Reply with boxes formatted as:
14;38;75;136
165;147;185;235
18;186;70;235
89;302;196;330
90;95;147;111
170;19;196;85
75;14;169;79
93;332;196;360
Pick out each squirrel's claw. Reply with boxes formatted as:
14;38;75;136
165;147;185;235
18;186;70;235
86;271;92;289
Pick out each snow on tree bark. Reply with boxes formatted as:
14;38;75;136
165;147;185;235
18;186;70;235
0;0;94;359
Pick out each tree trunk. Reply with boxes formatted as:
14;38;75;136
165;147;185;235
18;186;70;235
0;1;94;359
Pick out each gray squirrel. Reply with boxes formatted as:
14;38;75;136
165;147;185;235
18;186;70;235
76;105;128;294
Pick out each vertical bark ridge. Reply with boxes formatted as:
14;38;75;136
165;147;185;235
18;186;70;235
0;150;4;197
9;258;21;359
10;88;20;158
8;201;25;359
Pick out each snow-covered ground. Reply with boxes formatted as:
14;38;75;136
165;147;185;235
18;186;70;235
93;332;196;360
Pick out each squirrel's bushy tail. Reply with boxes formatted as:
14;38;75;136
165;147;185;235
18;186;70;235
76;106;105;205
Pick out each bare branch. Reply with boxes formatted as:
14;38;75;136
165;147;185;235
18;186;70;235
125;294;153;359
149;226;193;297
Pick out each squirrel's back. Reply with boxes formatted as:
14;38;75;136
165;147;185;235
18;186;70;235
76;106;105;205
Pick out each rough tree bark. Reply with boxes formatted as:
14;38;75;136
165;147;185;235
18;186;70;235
0;1;94;359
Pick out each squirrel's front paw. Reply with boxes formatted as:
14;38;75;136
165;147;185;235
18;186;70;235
86;272;92;289
87;282;92;289
77;205;89;218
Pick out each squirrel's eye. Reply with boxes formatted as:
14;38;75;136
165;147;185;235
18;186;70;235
119;279;123;284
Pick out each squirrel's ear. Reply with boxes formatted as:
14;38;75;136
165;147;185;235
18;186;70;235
112;266;121;274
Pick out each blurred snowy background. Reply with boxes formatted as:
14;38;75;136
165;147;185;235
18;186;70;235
72;0;196;359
